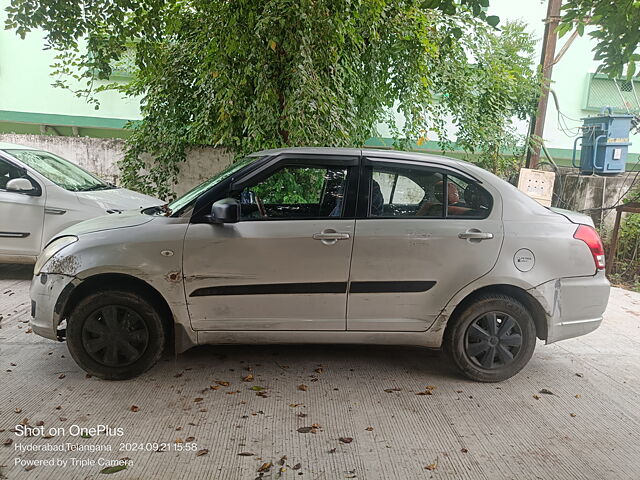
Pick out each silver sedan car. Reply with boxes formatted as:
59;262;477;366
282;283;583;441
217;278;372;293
29;148;610;382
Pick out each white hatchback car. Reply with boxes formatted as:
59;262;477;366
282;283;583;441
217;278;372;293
30;148;610;382
0;143;161;263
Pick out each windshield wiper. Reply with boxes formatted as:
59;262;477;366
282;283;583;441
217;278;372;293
76;183;112;192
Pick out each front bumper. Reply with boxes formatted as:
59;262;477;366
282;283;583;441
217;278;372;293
531;270;611;344
29;273;76;341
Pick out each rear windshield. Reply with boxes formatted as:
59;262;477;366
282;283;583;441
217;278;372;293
5;149;111;192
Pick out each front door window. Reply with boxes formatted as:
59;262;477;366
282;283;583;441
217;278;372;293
238;166;350;220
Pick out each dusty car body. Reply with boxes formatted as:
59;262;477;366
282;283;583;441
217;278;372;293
0;142;162;263
29;148;610;381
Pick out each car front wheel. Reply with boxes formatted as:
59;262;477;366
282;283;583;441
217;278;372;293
66;290;165;380
445;294;536;382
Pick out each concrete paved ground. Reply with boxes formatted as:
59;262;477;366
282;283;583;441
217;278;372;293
1;264;639;480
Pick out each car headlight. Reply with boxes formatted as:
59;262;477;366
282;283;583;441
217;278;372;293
34;236;79;275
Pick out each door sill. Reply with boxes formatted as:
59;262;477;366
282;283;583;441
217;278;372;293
197;330;442;348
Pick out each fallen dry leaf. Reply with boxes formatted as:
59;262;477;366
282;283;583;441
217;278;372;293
238;452;254;456
384;388;401;393
14;408;22;414
533;394;541;400
100;465;126;474
328;448;336;454
425;460;438;471
570;413;577;417
575;394;581;399
175;438;183;443
314;368;324;374
298;384;308;392
575;373;584;378
196;448;209;457
130;405;140;412
425;385;437;390
416;390;433;396
58;373;65;379
257;462;272;472
3;438;13;446
24;465;35;471
293;463;302;470
297;427;313;434
339;437;353;444
59;417;67;422
194;398;203;403
55;406;61;410
242;373;254;382
210;385;220;390
216;381;230;386
461;448;468;453
278;455;287;466
185;436;195;442
539;388;554;395
365;427;374;431
289;403;302;407
35;421;44;427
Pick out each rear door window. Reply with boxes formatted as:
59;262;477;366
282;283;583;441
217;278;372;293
367;163;492;219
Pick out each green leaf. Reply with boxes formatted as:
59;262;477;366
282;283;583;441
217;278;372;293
486;15;500;28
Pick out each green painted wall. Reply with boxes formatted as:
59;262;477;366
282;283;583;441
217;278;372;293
0;0;140;135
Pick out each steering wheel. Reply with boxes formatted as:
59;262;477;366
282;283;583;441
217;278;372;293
255;195;268;218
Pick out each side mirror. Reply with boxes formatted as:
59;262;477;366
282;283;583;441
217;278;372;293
6;178;34;193
211;198;240;224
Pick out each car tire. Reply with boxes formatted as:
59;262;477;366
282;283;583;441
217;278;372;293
444;294;536;382
66;290;165;380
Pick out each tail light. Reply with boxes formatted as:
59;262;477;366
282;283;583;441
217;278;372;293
573;225;605;270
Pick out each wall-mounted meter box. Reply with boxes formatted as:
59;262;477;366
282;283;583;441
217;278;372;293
571;109;633;175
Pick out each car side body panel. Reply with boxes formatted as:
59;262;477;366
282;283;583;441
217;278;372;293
29;148;609;359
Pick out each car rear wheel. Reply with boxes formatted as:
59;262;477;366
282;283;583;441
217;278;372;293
66;290;165;380
445;294;536;382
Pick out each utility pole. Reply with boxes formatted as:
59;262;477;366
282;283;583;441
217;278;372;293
527;0;562;169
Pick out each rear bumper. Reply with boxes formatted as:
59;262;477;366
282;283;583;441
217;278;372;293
530;270;610;344
29;273;76;341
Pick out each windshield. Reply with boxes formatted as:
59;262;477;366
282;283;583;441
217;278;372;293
5;149;111;192
165;155;258;215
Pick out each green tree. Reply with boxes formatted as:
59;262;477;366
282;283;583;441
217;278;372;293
561;0;640;79
5;0;538;198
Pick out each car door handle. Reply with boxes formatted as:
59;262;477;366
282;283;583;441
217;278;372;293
44;207;67;215
458;229;494;240
312;232;351;241
313;229;351;245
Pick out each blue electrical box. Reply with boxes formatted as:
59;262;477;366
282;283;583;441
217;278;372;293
572;109;633;175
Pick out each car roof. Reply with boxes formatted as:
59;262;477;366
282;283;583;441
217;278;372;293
250;146;473;171
0;142;37;151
